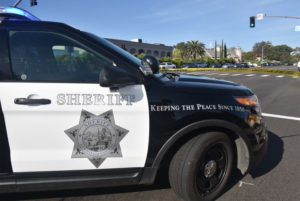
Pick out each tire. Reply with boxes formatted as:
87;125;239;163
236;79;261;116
169;132;233;201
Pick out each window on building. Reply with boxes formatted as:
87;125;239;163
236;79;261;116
130;48;136;54
138;49;144;54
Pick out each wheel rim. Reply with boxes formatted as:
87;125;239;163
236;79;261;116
195;142;228;196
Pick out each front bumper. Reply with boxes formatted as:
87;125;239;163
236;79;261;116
248;124;268;171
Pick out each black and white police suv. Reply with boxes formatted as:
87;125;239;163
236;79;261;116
0;7;268;201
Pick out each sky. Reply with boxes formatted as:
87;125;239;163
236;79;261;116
1;0;300;51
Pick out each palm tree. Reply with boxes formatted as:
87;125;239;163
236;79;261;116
186;40;205;60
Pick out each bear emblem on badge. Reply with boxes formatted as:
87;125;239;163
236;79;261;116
64;109;128;168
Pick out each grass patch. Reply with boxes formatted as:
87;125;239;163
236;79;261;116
162;68;300;77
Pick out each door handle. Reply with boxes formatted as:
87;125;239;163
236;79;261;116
14;98;51;105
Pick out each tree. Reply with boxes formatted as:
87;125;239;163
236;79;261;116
253;41;272;58
172;49;183;59
242;51;256;62
137;53;145;59
224;43;227;58
175;42;188;59
214;40;217;59
186;40;205;60
267;45;293;62
220;40;224;59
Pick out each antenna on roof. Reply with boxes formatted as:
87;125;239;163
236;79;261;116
13;0;22;7
13;0;38;7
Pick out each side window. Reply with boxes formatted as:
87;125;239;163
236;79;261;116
9;31;115;82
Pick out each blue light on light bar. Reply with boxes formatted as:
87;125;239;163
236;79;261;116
3;7;25;16
0;7;40;21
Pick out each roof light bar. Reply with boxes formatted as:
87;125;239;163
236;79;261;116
0;7;40;21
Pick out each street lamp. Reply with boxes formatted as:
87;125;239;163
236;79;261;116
262;45;268;62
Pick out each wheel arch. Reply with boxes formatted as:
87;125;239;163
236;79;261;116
140;119;252;184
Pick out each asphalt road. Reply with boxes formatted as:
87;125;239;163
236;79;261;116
260;65;299;71
2;71;300;201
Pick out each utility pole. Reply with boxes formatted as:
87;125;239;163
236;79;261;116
261;45;268;62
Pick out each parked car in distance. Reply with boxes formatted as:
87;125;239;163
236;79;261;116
297;61;300;71
160;62;176;69
240;62;250;68
235;63;243;68
261;62;269;67
195;62;208;68
210;62;222;68
181;62;197;68
252;63;258;67
274;62;282;66
222;63;234;68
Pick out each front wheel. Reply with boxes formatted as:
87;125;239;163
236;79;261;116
169;132;233;201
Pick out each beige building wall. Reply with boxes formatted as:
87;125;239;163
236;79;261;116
106;38;173;58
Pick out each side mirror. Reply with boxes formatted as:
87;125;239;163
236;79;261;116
99;67;138;88
141;55;159;75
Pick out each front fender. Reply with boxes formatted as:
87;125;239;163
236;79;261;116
140;119;252;184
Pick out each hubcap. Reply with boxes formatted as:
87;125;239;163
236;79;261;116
204;160;217;178
195;143;228;196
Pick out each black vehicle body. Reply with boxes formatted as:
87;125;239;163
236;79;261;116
0;15;267;195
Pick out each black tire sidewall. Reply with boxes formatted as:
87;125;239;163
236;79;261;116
181;132;233;201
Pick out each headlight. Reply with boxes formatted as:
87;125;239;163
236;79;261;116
234;95;259;107
235;95;262;115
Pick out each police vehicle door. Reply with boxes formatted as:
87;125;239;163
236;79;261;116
0;29;149;172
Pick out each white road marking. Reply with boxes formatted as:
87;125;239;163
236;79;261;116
261;75;270;77
219;73;229;75
239;181;254;187
245;74;255;77
232;73;242;76
206;73;218;75
262;113;300;121
276;75;284;78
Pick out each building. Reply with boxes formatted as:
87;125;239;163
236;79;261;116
106;38;173;58
205;46;242;62
291;47;300;56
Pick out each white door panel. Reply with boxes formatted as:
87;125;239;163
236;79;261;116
0;83;149;172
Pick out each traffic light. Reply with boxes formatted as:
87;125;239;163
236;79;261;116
30;0;37;6
250;16;255;28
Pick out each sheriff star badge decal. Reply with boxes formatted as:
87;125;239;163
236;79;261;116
65;110;128;168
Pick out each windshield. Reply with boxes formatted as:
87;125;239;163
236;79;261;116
84;32;142;66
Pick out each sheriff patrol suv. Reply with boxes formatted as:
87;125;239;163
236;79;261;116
0;6;267;201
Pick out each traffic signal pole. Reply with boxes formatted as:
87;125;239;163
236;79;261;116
264;15;300;20
250;14;300;28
